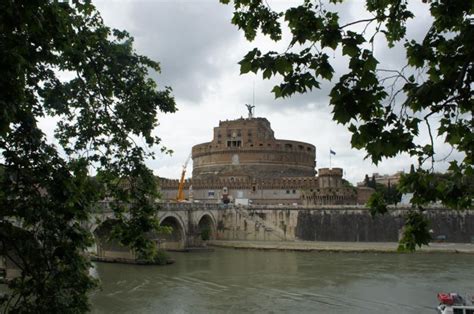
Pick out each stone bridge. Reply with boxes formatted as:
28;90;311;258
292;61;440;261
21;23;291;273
89;202;305;262
89;202;474;263
88;202;223;261
3;203;474;277
5;203;474;275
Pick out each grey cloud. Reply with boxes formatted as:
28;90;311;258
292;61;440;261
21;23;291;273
127;1;239;102
92;1;459;183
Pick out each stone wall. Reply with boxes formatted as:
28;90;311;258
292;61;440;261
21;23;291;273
158;172;368;206
294;208;474;243
215;206;474;243
215;207;297;241
295;209;405;242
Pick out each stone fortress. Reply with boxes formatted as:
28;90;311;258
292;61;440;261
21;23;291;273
159;107;373;205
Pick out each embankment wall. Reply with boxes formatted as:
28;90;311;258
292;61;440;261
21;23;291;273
216;206;474;243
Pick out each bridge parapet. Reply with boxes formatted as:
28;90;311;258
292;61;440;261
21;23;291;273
159;202;222;211
93;200;455;214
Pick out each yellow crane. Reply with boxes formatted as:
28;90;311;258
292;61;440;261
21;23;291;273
176;153;191;202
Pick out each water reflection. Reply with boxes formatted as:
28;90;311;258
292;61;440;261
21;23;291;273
90;248;474;313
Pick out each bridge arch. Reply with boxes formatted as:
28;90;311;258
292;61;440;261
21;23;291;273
93;219;135;260
158;214;186;250
197;212;217;241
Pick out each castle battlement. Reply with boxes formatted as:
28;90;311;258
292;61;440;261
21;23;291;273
159;176;321;190
318;168;343;176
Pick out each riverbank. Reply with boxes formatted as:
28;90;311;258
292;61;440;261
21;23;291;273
208;240;474;254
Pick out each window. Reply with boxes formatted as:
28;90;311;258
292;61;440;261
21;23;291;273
286;190;290;194
228;140;241;147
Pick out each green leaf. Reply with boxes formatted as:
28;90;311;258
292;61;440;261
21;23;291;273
275;57;292;75
366;192;388;217
271;85;282;98
240;60;252;74
263;68;272;79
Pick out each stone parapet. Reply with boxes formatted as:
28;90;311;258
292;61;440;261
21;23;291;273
318;168;343;176
192;140;315;158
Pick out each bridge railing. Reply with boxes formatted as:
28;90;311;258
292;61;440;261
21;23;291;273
92;200;458;213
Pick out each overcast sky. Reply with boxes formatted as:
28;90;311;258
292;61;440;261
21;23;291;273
88;0;464;184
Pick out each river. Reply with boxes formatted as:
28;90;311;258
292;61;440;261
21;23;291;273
90;248;474;313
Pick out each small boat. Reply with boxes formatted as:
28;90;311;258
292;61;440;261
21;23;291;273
437;292;474;314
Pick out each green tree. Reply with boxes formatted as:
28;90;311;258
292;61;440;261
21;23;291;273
363;178;402;205
0;0;175;312
363;174;370;187
222;0;473;251
382;182;402;205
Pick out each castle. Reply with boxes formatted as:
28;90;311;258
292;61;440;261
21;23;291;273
159;109;373;205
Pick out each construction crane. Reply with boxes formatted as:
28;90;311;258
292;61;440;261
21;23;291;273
176;153;191;202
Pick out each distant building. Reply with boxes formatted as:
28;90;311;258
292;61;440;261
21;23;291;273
357;171;405;187
159;112;373;205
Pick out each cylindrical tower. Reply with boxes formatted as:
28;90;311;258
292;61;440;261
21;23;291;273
192;117;316;180
318;168;343;188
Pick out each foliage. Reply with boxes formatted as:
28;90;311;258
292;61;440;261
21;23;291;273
399;166;474;210
366;192;387;217
341;178;355;189
363;174;376;189
200;227;211;241
362;175;401;205
397;210;431;252
0;0;175;312
222;0;473;250
153;250;172;266
137;249;171;265
380;183;402;205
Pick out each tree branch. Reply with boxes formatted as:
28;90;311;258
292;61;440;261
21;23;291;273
340;17;378;29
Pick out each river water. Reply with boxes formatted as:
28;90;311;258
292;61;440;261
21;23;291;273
90;248;474;313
